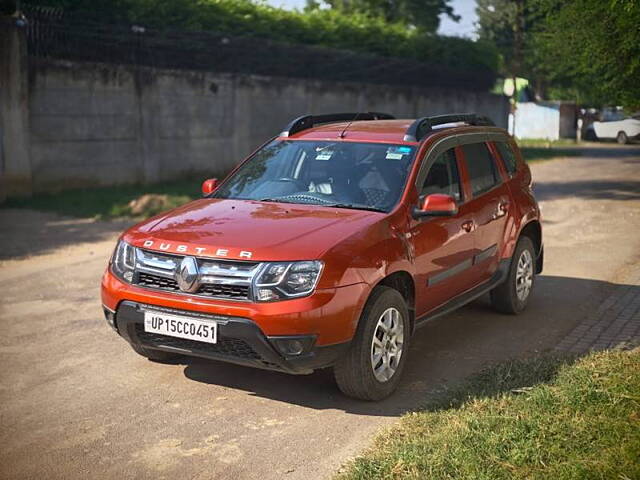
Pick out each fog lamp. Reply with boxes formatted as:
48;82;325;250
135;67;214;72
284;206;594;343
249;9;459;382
282;340;304;355
272;337;316;356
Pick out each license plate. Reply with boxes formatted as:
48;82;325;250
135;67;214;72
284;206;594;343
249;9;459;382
143;311;217;344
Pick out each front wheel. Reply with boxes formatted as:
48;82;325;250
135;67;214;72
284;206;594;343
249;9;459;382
617;131;629;144
490;236;536;314
334;286;410;401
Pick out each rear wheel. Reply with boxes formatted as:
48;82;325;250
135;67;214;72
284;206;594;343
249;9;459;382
490;236;536;314
617;131;629;144
130;343;182;362
334;286;410;401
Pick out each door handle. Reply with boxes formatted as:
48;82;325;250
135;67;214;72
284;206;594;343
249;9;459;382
461;220;474;233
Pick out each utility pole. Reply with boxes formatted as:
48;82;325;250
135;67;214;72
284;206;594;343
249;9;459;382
511;0;525;137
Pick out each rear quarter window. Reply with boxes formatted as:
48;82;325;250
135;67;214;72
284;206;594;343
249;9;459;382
461;142;501;197
495;141;519;175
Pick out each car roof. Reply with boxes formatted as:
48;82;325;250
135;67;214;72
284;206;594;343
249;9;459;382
283;119;504;144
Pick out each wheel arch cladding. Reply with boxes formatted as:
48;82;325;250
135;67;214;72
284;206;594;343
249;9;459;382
377;271;415;332
520;220;543;273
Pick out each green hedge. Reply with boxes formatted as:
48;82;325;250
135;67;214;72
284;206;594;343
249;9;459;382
31;0;498;82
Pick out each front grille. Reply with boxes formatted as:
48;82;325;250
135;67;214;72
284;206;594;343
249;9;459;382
135;325;262;360
136;272;250;299
132;249;259;301
199;283;250;299
138;272;179;291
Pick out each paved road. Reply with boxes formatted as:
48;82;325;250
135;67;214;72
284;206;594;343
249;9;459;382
1;145;639;480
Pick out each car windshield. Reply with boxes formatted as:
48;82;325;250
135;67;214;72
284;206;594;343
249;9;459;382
213;140;416;212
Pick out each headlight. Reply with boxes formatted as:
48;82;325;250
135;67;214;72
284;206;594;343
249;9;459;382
111;240;136;283
254;260;323;301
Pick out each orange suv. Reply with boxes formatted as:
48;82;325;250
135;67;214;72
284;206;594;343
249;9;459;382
101;112;543;400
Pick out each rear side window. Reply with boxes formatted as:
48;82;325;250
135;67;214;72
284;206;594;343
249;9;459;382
461;142;500;196
421;148;462;202
495;141;518;175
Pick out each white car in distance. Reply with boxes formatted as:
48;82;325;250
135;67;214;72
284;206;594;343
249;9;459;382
592;115;640;144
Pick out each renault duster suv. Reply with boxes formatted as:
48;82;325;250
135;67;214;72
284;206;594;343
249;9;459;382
102;112;542;400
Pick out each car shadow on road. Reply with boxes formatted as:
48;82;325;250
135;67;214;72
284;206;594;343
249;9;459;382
534;180;640;202
552;144;640;158
182;274;627;417
0;209;131;260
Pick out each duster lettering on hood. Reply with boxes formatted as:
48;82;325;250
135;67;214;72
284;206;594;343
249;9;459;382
142;240;253;259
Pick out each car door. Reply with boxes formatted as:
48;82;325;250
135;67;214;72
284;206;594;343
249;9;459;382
458;141;511;282
409;146;480;316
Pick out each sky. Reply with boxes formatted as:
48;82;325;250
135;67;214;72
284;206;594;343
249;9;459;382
438;0;478;38
262;0;479;38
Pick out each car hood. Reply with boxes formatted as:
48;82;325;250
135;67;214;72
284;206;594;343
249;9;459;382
123;198;385;262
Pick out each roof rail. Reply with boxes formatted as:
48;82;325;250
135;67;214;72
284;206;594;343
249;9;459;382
279;112;395;137
403;113;495;142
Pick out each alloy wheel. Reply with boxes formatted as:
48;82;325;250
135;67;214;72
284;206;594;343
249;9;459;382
515;249;534;302
370;307;404;383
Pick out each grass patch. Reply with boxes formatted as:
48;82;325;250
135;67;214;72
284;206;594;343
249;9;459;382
520;146;583;162
516;138;579;148
1;179;202;220
516;138;584;163
339;348;640;480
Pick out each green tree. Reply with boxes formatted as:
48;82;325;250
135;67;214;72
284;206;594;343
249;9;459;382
478;0;640;108
476;0;545;95
312;0;459;33
28;0;498;85
530;0;640;108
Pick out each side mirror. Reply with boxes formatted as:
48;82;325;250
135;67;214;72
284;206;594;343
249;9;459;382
201;178;219;196
412;194;458;218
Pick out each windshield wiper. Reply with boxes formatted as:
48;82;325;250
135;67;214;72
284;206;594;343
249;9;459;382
323;203;386;213
259;197;309;205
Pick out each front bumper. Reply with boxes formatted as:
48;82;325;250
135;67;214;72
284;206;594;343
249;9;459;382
102;269;369;346
113;301;350;374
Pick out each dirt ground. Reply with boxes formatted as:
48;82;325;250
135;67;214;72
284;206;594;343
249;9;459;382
1;145;639;480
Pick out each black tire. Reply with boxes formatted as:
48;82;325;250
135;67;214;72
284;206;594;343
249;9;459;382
584;128;597;141
334;286;410;401
130;342;182;362
490;236;536;314
617;131;629;144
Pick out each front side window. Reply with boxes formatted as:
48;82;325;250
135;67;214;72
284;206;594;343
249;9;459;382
214;140;416;212
420;148;462;202
461;142;500;196
495;141;518;175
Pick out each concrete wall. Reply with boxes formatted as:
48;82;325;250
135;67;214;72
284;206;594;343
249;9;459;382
2;31;510;195
0;19;31;199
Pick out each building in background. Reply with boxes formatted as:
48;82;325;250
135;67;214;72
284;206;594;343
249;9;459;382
509;101;577;140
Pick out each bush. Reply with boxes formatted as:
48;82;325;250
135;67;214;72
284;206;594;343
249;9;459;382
28;0;498;87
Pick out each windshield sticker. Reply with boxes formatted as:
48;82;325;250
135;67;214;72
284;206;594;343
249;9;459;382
316;151;334;161
385;146;412;160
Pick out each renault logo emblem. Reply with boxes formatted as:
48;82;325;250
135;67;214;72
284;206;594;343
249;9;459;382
176;256;200;293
